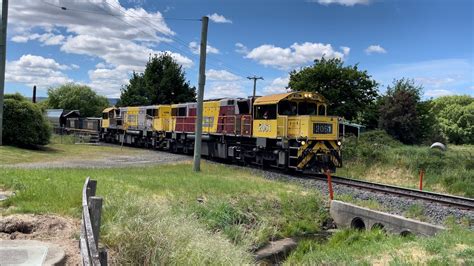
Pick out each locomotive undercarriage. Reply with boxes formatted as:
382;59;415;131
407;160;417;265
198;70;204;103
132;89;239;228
100;129;339;173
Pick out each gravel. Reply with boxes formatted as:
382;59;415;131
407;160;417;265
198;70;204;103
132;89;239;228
248;167;473;228
8;148;190;169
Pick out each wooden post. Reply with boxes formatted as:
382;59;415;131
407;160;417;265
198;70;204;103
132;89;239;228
89;196;103;248
419;169;424;191
87;179;97;200
325;170;334;200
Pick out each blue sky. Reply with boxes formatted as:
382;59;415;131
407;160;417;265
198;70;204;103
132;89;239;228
5;0;474;99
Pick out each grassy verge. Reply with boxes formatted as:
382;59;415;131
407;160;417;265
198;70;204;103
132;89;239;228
0;162;326;264
340;131;474;197
0;135;145;165
286;225;474;265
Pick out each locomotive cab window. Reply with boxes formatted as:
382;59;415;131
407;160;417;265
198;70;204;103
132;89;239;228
318;104;327;116
298;102;317;115
255;104;276;120
102;112;109;119
278;101;297;116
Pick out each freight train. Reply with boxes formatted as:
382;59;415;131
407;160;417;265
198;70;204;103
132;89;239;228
99;91;343;173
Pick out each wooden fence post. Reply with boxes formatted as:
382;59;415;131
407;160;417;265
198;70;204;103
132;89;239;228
89;196;103;248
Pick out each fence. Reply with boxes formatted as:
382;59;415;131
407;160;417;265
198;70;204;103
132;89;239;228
80;177;107;266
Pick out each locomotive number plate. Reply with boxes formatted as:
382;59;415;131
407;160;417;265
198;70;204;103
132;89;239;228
313;123;332;134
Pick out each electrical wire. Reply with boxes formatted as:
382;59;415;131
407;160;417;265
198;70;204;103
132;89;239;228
42;0;253;79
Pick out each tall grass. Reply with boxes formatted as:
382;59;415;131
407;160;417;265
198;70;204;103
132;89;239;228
340;130;474;197
0;162;326;263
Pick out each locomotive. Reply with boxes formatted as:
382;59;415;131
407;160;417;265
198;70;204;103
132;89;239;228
100;91;342;173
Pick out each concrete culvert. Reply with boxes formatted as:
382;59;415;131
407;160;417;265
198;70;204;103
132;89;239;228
351;217;366;230
400;230;412;237
371;223;385;231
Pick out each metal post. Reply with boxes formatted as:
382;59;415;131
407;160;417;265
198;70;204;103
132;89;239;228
0;0;9;146
193;16;209;172
32;85;36;103
325;170;334;200
247;76;263;117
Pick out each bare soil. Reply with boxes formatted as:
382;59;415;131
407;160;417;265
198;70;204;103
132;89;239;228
0;214;81;265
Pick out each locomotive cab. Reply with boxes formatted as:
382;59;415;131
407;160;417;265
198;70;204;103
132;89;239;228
253;91;342;173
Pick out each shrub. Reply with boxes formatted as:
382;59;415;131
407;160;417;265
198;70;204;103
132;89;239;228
343;130;400;163
3;97;51;146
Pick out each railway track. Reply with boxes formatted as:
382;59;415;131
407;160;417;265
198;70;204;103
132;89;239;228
313;174;474;210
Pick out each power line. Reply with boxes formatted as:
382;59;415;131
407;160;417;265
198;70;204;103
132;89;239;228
42;1;200;21
44;0;251;81
100;0;251;77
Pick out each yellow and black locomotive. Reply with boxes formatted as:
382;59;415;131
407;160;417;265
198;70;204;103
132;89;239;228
101;91;342;173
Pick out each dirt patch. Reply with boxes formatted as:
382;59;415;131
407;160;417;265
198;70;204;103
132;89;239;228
0;214;81;265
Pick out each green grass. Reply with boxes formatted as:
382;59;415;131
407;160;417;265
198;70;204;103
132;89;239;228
0;162;325;264
0;135;144;165
285;226;474;265
340;131;474;197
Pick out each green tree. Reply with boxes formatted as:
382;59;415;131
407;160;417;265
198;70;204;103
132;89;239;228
288;58;379;120
431;95;474;144
3;95;51;146
119;53;196;106
47;83;109;117
379;79;427;144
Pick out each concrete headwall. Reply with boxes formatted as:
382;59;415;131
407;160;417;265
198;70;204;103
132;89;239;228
330;200;444;236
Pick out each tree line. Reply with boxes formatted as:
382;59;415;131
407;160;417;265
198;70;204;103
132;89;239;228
2;53;472;146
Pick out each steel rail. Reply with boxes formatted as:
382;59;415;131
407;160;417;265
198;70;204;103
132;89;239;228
313;174;474;210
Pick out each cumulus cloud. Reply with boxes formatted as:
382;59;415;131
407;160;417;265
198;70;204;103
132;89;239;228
208;13;232;23
8;0;193;96
6;54;72;88
424;89;454;97
262;76;290;95
365;45;387;55
245;42;349;70
189;41;220;55
205;82;247;99
313;0;370;6
206;69;241;81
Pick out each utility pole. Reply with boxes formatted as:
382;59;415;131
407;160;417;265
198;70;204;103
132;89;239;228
0;0;9;146
247;76;263;116
193;16;209;172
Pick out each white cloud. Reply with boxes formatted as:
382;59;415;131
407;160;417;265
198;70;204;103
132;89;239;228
245;42;348;70
6;54;72;88
8;0;194;97
189;41;220;55
424;89;454;98
365;45;387;55
314;0;370;6
262;76;290;95
208;13;232;23
206;69;241;81
341;46;351;56
235;43;249;54
12;33;65;46
415;77;456;88
205;82;247;99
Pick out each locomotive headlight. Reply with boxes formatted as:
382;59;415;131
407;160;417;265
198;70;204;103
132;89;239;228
337;141;342;146
301;140;306;146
